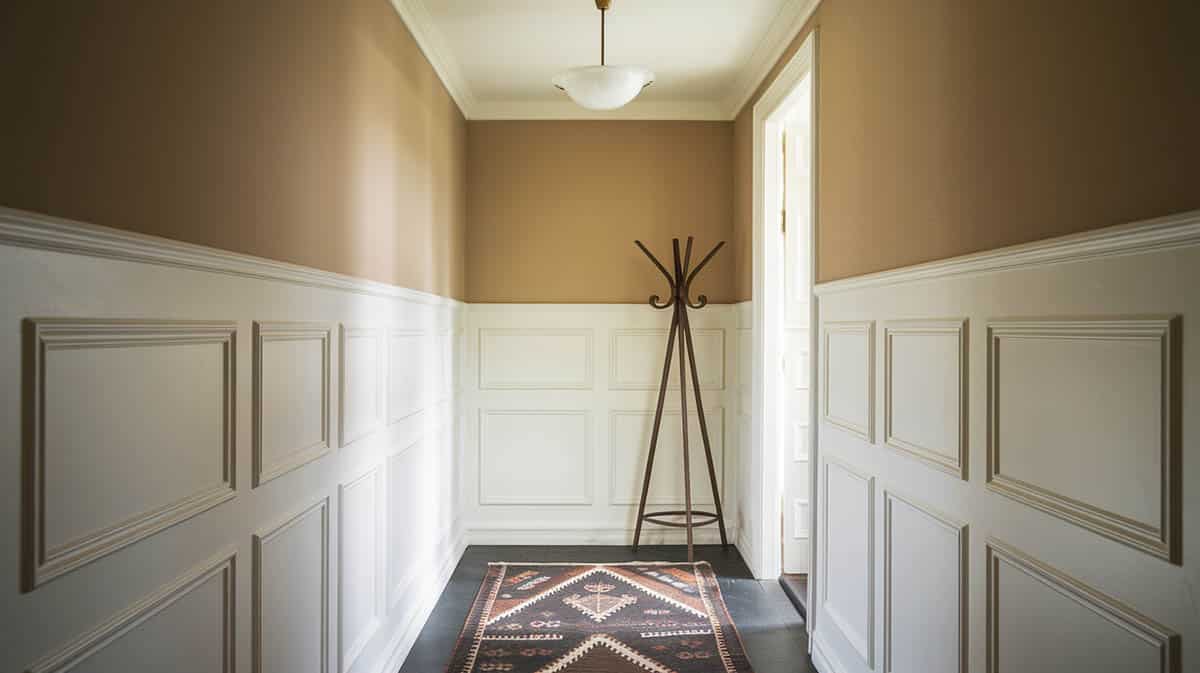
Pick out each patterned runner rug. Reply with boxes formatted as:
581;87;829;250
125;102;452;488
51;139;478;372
444;561;754;673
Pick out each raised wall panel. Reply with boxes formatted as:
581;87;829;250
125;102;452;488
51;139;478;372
388;329;428;424
737;328;753;417
793;499;810;538
609;328;725;390
823;321;875;442
27;551;235;673
986;540;1178;673
253;498;330;673
884;492;967;673
787;327;811;390
884;320;968;479
254;322;332;487
387;442;428;611
822;459;875;667
793;422;810;462
478;328;593;390
339;325;384;447
24;319;237;588
608;409;725;505
478;410;591;505
338;468;382;673
987;318;1180;561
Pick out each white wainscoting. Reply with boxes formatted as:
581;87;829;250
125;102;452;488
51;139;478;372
883;319;967;480
254;498;330;673
464;304;739;545
26;550;236;673
987;317;1179;562
811;209;1200;673
25;318;237;588
822;320;875;442
254;321;333;487
338;468;383;673
985;539;1178;673
0;207;465;673
821;458;875;668
883;491;967;673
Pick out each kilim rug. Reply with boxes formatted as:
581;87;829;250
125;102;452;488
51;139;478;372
444;561;754;673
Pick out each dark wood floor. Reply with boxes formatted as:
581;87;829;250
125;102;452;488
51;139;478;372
398;545;814;673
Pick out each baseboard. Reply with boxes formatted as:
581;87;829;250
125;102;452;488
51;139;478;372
810;632;846;673
375;524;468;673
465;526;737;547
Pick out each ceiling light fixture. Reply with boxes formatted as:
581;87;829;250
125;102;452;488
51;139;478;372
553;0;654;111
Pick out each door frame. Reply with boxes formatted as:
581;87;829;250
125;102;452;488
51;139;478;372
750;26;818;618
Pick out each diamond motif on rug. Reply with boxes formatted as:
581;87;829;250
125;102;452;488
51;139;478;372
562;583;638;622
444;562;754;673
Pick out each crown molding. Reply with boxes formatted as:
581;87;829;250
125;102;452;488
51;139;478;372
387;0;822;121
723;0;822;119
813;209;1200;296
387;0;477;117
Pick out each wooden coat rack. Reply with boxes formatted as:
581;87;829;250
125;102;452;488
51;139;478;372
631;236;729;561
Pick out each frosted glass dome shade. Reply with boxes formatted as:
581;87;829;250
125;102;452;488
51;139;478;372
553;65;654;111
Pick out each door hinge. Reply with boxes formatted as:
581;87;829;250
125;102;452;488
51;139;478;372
781;208;787;234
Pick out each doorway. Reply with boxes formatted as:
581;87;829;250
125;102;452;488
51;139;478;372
749;28;817;634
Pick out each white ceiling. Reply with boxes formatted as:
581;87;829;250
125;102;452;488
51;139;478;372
389;0;820;120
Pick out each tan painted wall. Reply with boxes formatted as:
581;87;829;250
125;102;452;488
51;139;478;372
0;0;468;299
733;0;1200;299
467;121;734;303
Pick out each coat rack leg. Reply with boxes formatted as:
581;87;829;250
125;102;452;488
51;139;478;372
676;303;695;561
680;306;729;548
633;311;678;551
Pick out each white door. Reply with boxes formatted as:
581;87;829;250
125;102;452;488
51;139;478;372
780;86;813;574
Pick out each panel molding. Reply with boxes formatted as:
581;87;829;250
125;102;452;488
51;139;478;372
253;497;331;673
883;319;968;480
793;498;811;539
606;408;725;506
26;549;236;673
339;325;385;448
793;422;810;462
478;328;594;390
821;320;876;442
22;318;237;590
986;317;1181;562
883;490;968;673
608;328;726;390
388;328;429;424
985;538;1180;673
820;458;876;668
338;468;383;673
477;410;593;505
253;321;333;487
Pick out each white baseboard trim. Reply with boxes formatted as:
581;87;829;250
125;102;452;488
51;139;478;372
376;524;468;673
811;632;846;673
465;526;737;547
814;208;1200;296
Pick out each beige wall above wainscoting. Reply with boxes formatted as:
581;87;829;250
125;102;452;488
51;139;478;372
466;121;735;304
0;0;468;300
732;0;1200;298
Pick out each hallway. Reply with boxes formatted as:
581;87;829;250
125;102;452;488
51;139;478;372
1;2;1197;673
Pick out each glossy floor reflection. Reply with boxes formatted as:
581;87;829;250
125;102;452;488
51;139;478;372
398;545;814;673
